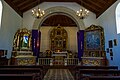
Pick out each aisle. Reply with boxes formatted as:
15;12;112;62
43;69;74;80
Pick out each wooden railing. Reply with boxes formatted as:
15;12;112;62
64;58;79;65
38;58;52;65
38;58;79;66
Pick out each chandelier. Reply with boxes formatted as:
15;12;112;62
76;0;89;19
32;0;45;19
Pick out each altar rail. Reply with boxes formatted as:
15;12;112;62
38;58;52;65
65;58;79;65
38;58;79;65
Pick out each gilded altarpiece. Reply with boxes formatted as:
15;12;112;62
50;26;68;65
82;25;107;66
11;28;36;65
50;26;68;51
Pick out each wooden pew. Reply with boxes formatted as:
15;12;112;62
0;65;48;74
0;73;40;80
82;76;120;80
78;69;120;75
0;65;44;68
74;66;118;80
77;69;120;80
0;65;47;80
75;66;118;70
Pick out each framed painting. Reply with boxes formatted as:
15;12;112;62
106;48;109;53
109;40;113;48
0;50;7;57
113;39;117;46
85;30;101;50
84;25;105;50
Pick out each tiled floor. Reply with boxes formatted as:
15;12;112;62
43;69;74;80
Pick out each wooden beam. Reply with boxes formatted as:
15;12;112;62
94;0;108;5
12;0;21;3
43;0;75;2
96;0;117;18
20;1;38;12
4;0;23;17
17;0;34;8
78;1;100;14
84;0;103;9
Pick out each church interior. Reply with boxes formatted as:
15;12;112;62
0;0;120;80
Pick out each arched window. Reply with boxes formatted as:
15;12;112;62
0;0;3;28
116;3;120;34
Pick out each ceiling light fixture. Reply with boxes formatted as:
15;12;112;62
76;0;89;19
32;0;45;19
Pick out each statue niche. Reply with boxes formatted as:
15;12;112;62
13;28;31;50
50;26;68;51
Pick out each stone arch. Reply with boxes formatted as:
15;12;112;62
32;6;85;30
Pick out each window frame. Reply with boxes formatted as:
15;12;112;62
116;2;120;34
0;0;3;28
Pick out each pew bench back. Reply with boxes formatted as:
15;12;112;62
0;66;45;80
75;66;118;70
74;66;119;80
76;69;120;80
0;73;39;80
83;76;120;80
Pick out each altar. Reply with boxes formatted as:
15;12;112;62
52;51;67;56
11;28;36;65
52;51;67;65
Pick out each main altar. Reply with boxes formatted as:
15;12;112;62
52;51;67;65
38;26;79;65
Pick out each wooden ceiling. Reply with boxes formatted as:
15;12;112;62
4;0;117;18
4;0;117;26
41;15;77;26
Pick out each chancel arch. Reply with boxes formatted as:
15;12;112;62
32;6;86;65
32;6;85;30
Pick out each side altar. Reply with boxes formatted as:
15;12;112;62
12;51;36;65
81;25;107;66
11;28;36;65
